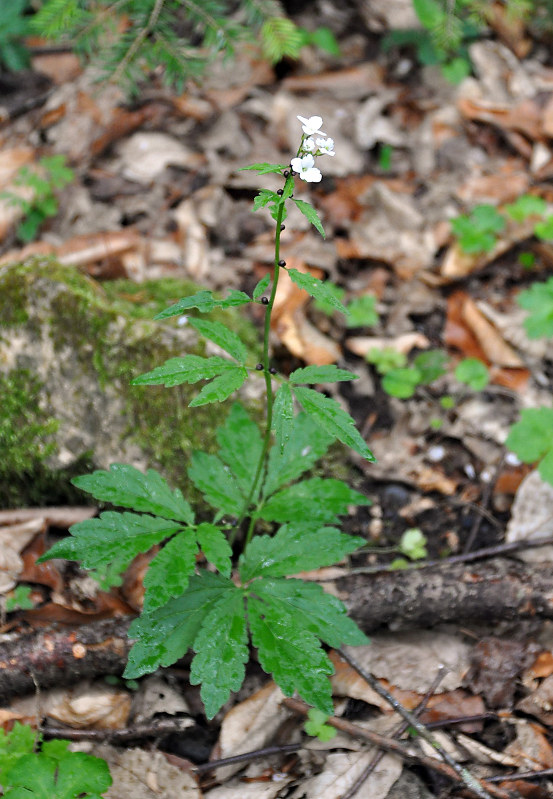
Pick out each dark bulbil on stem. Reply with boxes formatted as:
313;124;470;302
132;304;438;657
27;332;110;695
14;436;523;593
260;297;269;305
278;259;286;267
255;363;263;371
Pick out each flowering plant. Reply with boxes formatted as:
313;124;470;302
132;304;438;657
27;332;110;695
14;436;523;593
38;115;374;719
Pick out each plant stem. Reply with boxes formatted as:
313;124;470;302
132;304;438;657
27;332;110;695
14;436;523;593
234;177;293;545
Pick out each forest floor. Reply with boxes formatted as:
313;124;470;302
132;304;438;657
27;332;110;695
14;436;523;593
1;1;553;797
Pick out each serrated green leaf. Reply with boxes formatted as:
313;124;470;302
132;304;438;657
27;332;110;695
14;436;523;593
304;708;336;741
253;190;280;211
249;595;334;714
4;749;111;799
258;477;369;524
413;0;445;28
253;273;271;299
72;464;194;523
190;589;248;718
189;366;248;407
289;365;358;384
0;722;36;779
254;578;369;648
188;451;244;515
293;386;375;461
261;16;303;63
131;355;235;387
196;522;232;577
272;382;294;454
506;408;553;487
239;162;289;175
518;277;553;339
287;269;347;314
37;512;182;574
143;529;198;611
124;572;234;678
155;290;251;320
188;317;247;363
239;523;365;582
264;411;333;497
292;198;325;237
216;403;263;496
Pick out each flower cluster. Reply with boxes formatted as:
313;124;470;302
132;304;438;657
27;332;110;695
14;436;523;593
291;115;335;183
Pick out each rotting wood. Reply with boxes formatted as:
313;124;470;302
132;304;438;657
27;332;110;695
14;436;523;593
1;558;553;701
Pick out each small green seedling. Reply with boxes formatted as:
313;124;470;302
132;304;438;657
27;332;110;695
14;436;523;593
5;584;34;612
390;528;428;569
451;204;506;254
518;251;536;269
506;407;553;487
304;708;337;742
504;194;547;222
454;357;489;391
1;155;74;242
366;347;407;375
534;215;553;241
517;277;553;339
0;723;112;799
346;294;378;328
381;350;447;399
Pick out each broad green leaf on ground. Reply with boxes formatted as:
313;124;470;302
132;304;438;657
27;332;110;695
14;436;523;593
517;277;553;339
293;386;375;461
287;268;347;314
4;747;111;799
257;477;369;524
124;571;234;678
188;317;248;363
131;355;235;387
190;589;248;718
455;358;489;390
504;194;547;221
0;722;36;779
72;464;193;523
304;708;336;741
239;162;289;174
188;366;248;406
346;294;378;327
248;595;334;714
506;407;553;485
292;198;325;237
271;382;294;454
216;403;263;496
253;577;369;648
264;411;333;497
196;522;232;577
382;367;422;398
155;290;251;319
414;349;448;383
188;451;244;515
37;512;182;574
289;365;358;384
142;529;198;611
239;523;365;582
252;273;271;299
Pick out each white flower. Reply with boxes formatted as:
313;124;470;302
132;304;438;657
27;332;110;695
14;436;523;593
301;137;316;152
290;153;322;183
316;137;335;156
297;115;326;137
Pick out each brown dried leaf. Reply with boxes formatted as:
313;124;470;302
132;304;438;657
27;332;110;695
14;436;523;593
461;296;524;367
47;683;132;729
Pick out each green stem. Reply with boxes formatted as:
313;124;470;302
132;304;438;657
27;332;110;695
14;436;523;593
233;176;293;545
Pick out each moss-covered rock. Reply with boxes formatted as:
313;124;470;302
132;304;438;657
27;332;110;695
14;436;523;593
0;258;262;507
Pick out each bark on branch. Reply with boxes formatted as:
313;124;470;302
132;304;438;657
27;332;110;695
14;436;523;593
1;558;552;702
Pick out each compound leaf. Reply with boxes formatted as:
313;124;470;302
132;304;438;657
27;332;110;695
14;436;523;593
239;162;289;175
216;403;263;496
271;382;294;454
4;748;111;799
239;523;365;582
292;198;325;238
155;290;250;320
189;366;248;407
188;317;248;363
254;577;369;648
196;522;232;577
131;355;235;387
253;190;279;212
190;589;248;718
143;529;198;612
252;273;271;299
248;594;334;714
293;386;375;461
188;451;244;515
517;277;553;339
264;411;333;497
287;269;346;314
124;571;234;678
506;407;553;485
257;477;370;524
71;464;194;523
289;365;358;384
37;512;182;574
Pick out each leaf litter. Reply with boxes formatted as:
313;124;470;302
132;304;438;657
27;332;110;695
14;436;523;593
2;0;553;796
